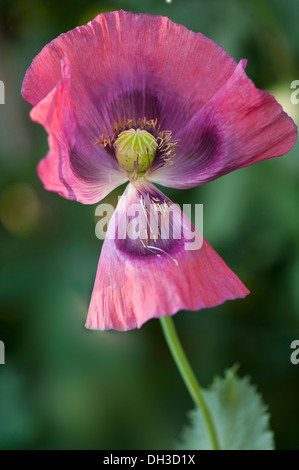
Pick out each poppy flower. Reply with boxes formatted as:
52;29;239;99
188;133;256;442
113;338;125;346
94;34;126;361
22;11;297;330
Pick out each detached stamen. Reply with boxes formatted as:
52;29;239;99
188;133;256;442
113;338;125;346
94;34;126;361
145;245;179;266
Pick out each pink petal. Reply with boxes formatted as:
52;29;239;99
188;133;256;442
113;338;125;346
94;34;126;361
22;11;238;136
86;182;249;331
31;59;127;204
149;60;297;189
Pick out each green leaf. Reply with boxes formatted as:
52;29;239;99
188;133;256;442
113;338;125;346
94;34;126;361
179;366;274;450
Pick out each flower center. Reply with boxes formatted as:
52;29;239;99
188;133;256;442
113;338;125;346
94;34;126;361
114;128;158;174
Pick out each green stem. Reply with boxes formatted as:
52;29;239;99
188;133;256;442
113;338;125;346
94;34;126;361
159;316;220;450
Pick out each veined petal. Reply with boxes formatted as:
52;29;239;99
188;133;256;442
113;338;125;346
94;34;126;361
22;11;239;137
86;181;249;331
149;60;297;189
31;59;127;204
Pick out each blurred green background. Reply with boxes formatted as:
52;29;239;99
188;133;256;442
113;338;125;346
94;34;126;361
0;0;299;450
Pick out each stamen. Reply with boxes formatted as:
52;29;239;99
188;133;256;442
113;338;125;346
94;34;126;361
134;193;178;264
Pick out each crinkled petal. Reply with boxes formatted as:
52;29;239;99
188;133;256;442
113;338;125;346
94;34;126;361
149;60;297;189
22;10;239;137
86;181;249;330
31;59;127;204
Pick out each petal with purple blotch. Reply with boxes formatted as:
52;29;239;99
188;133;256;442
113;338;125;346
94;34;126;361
22;11;239;139
86;181;249;330
149;60;297;189
30;58;127;204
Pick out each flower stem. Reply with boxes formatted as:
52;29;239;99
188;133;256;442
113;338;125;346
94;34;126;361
159;316;220;450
